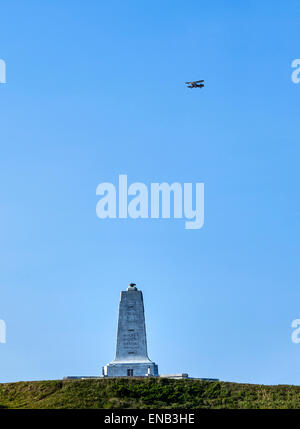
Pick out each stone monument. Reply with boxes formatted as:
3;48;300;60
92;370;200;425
103;283;159;377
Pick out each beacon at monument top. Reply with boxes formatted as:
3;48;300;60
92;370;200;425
102;283;159;377
127;282;138;290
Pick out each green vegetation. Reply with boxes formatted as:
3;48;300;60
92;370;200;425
0;378;300;409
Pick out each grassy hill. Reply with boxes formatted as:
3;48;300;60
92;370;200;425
0;378;300;409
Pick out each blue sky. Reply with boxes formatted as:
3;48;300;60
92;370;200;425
0;0;300;385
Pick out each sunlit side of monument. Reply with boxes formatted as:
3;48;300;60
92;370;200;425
103;283;159;377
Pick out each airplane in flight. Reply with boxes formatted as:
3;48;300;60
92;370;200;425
185;80;204;88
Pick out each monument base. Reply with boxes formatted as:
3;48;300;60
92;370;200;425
103;361;159;377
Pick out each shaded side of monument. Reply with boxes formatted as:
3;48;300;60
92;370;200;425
103;283;159;377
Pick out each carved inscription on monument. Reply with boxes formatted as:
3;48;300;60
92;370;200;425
126;304;138;322
122;332;139;353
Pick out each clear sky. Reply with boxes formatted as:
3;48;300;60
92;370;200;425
0;0;300;385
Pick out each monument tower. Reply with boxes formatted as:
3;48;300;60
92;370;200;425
103;283;159;377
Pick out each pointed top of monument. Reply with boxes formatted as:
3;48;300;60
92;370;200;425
127;283;138;291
